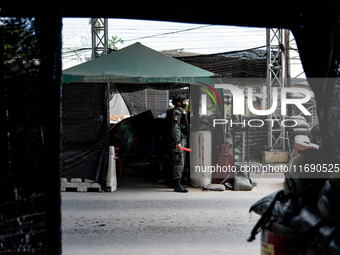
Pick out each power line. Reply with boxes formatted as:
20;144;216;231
124;24;215;42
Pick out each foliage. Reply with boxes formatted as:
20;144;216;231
108;35;124;51
1;17;38;61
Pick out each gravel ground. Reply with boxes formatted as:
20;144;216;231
62;173;284;255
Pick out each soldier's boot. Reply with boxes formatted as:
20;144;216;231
174;178;188;193
170;180;186;189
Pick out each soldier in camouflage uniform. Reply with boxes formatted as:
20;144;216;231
170;96;189;193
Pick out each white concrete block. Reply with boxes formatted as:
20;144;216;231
70;178;82;183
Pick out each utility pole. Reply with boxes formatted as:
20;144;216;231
266;28;289;151
91;18;108;59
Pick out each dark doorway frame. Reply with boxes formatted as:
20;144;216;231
1;1;340;254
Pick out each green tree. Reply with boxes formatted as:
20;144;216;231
108;35;124;51
1;17;38;61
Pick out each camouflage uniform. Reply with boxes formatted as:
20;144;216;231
171;107;188;180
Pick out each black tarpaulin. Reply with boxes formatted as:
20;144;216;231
61;83;109;185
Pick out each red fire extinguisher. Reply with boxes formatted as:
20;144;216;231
261;221;300;255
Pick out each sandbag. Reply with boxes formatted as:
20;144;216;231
234;176;253;191
290;206;323;234
203;183;226;191
294;119;309;128
292;128;309;136
290;115;306;121
249;190;281;215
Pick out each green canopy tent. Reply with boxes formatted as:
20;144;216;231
61;43;221;187
62;42;215;86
